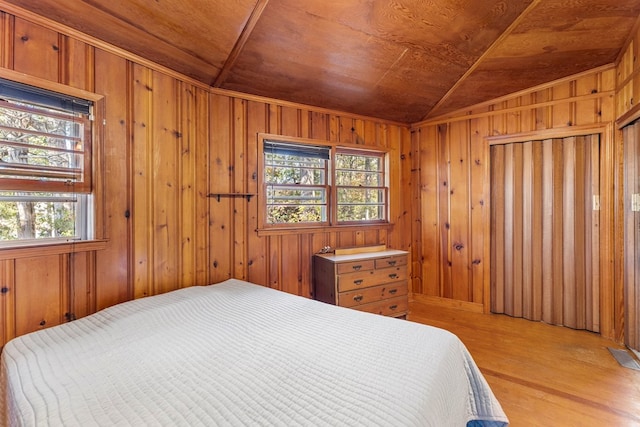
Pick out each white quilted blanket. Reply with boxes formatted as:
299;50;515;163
1;279;508;426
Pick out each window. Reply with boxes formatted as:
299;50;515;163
335;150;386;223
0;78;93;243
261;136;388;228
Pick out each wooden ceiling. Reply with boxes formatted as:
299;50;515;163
8;0;640;123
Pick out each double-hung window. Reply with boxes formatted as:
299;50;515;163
0;78;93;244
335;149;386;223
260;135;388;229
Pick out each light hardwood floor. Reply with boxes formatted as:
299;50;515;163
408;301;640;427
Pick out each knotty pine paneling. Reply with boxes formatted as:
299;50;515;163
209;94;412;297
413;67;621;340
14;255;67;337
13;17;60;81
93;48;130;310
0;10;190;346
130;66;210;299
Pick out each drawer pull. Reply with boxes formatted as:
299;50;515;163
388;260;397;266
389;289;397;295
354;279;364;285
388;273;398;279
352;265;362;271
353;295;364;302
389;305;398;310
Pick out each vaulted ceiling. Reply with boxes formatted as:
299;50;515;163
8;0;640;123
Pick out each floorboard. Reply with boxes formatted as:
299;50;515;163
408;300;640;427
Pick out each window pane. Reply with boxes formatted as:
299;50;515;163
336;153;381;172
266;185;327;223
267;205;326;224
0;191;79;240
337;204;385;222
335;170;382;186
264;144;329;225
337;187;384;203
265;155;325;185
336;187;386;221
0;101;85;184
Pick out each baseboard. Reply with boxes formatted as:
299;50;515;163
410;293;484;313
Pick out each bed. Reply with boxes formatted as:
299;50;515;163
1;278;508;426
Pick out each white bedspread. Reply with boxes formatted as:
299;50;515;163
1;279;508;426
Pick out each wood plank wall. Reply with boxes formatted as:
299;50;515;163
0;6;412;347
412;67;622;340
208;97;412;296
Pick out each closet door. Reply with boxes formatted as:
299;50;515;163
490;135;600;331
623;122;640;352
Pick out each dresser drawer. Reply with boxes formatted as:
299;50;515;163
336;259;375;274
351;296;408;317
374;256;407;269
337;266;407;292
338;282;408;308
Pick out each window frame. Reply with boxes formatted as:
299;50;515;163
257;133;391;232
0;69;104;247
334;147;388;225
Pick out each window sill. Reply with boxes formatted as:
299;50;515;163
256;222;394;237
0;239;108;260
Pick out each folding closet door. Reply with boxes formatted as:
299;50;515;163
623;122;640;352
490;135;600;332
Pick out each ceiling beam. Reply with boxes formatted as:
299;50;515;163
422;0;542;120
213;0;270;87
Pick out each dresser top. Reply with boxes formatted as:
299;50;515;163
315;249;408;263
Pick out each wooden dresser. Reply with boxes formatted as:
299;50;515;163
313;247;409;318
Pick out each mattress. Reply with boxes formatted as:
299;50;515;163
1;278;508;426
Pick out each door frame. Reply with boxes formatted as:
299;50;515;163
485;123;619;341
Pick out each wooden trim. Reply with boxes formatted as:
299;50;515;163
215;89;408;126
411;293;484;313
415;91;615;129
0;239;107;260
610;123;625;343
487;124;609;146
414;64;616;127
213;0;270;87
333;244;386;255
482;131;492;313
424;0;542;120
616;103;640;129
0;68;103;102
615;66;640;94
256;223;394;237
258;132;392;152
